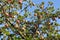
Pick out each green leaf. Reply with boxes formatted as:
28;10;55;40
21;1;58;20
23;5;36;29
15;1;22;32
12;11;18;15
34;9;40;13
1;28;10;35
18;15;24;20
47;6;54;12
24;12;28;17
48;1;53;5
19;3;22;9
0;17;3;23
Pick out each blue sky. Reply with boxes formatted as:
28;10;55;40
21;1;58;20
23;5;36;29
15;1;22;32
26;0;60;12
32;0;60;9
27;0;60;13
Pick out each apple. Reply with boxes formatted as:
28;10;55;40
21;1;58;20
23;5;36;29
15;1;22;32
48;26;51;29
40;35;44;40
48;22;50;25
47;21;50;25
11;15;15;18
58;15;60;19
11;5;14;8
5;23;9;28
22;25;26;31
14;24;19;29
40;15;43;18
9;14;15;18
23;19;25;22
34;24;38;29
6;18;9;21
16;20;20;24
40;5;44;9
5;12;9;16
7;0;12;3
34;13;37;16
46;13;49;17
36;31;40;34
18;0;23;4
22;27;25;31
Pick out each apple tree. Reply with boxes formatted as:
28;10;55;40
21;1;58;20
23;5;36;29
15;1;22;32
0;0;60;40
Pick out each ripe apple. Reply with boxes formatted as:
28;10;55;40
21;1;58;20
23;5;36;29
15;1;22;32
9;14;15;18
11;5;14;8
58;15;60;19
7;0;12;3
40;15;43;18
46;13;49;17
16;20;20;24
34;24;38;29
18;0;23;4
48;26;51;29
40;35;44;40
40;5;44;9
23;19;25;22
48;22;50;25
36;31;40;34
5;12;9;16
47;21;50;25
22;25;26;31
5;23;9;28
11;15;15;18
22;27;25;31
14;24;19;28
34;13;37;16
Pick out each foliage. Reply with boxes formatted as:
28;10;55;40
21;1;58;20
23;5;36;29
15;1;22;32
0;0;60;40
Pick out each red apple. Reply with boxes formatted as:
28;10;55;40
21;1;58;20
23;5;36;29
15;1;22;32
40;15;43;18
9;14;15;18
18;0;23;4
16;20;20;24
34;13;37;16
5;23;9;28
7;0;12;3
